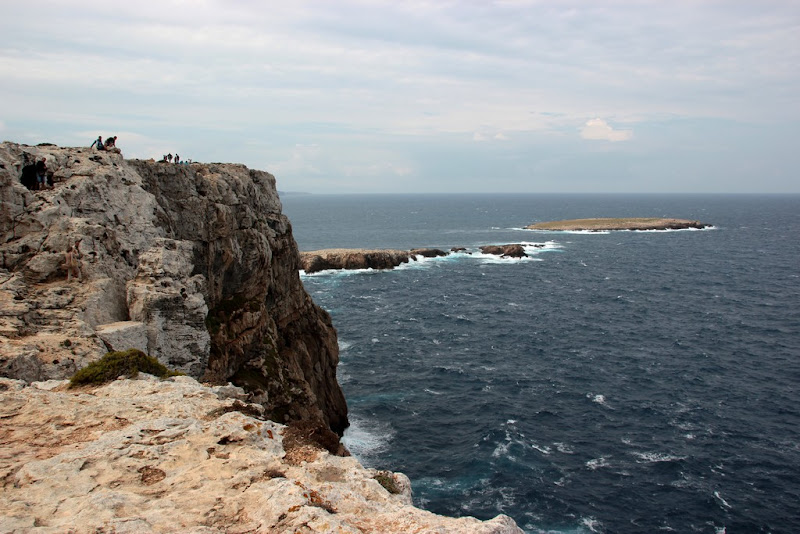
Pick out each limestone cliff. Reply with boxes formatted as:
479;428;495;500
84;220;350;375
0;142;347;435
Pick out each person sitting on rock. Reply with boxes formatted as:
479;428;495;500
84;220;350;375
35;158;47;190
90;136;105;151
104;136;117;149
167;153;173;163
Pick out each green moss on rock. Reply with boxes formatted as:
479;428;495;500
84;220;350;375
373;471;402;494
69;349;182;388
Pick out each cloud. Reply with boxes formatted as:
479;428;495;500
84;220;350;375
270;144;323;176
473;131;510;142
580;119;633;142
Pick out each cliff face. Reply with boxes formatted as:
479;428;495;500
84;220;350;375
0;142;347;435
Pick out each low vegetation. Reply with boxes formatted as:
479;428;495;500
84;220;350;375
373;471;402;495
69;349;182;388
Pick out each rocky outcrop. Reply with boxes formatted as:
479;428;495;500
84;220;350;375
525;217;711;231
299;248;411;273
479;244;528;258
409;247;448;258
0;142;346;435
0;375;522;533
299;248;455;273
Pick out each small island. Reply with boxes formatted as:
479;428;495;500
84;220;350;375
525;217;711;232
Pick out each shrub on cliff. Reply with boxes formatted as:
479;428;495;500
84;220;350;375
69;349;182;387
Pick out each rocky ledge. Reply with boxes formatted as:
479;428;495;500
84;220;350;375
0;375;522;533
525;217;710;231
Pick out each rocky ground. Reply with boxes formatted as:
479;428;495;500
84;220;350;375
0;375;522;534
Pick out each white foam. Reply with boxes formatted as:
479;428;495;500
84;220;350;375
631;226;717;233
632;451;686;463
580;517;603;533
714;491;732;510
342;416;394;465
586;457;609;470
531;443;552;455
300;267;380;277
554;442;575;454
587;393;610;407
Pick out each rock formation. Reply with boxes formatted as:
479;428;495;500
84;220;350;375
479;244;528;258
0;142;346;435
0;375;523;533
299;248;448;274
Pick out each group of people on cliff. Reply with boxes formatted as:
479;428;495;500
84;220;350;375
90;135;120;153
161;153;191;165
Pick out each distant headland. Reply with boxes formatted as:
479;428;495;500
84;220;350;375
525;217;711;232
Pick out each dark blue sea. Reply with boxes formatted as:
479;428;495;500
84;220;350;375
281;194;800;534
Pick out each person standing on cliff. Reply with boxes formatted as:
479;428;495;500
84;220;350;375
65;241;82;282
35;158;47;190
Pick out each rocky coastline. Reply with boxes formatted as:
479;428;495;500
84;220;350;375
299;244;540;273
525;217;710;231
0;142;522;533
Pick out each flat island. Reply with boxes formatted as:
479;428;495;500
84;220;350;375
525;217;711;232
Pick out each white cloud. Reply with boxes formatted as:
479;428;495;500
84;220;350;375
473;131;510;142
270;144;323;176
580;118;633;142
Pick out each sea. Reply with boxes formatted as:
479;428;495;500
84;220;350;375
281;193;800;534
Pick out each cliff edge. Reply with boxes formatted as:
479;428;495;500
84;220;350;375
0;375;522;533
0;142;346;435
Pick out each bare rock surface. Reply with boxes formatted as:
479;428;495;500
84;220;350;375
0;376;522;534
0;142;347;435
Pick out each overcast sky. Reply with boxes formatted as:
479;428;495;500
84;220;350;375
2;1;798;193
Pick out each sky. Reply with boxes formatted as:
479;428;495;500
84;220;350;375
1;1;798;194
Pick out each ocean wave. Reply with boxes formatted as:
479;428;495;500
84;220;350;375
300;267;382;277
341;416;395;465
631;226;718;233
587;393;611;408
714;491;732;510
580;517;603;533
586;457;610;470
632;451;686;464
